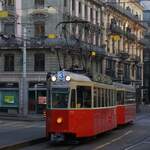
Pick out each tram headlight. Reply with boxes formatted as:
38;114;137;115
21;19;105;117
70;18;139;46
65;76;71;81
51;75;57;82
57;117;63;124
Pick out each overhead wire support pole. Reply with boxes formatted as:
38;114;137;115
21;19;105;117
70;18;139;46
20;27;28;115
55;20;89;71
23;27;27;79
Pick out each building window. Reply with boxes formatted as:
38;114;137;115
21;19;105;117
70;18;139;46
132;65;135;77
72;24;76;35
5;0;15;6
90;8;93;22
4;54;14;71
79;2;82;15
85;5;88;19
124;64;130;80
4;23;15;35
96;34;99;46
72;0;75;11
112;39;115;54
35;0;44;8
96;10;98;24
136;66;141;80
64;0;67;7
34;53;45;71
34;22;45;37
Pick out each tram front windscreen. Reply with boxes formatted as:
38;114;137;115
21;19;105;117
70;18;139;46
49;88;70;108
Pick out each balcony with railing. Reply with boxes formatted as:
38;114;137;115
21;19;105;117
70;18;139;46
106;68;116;80
108;22;137;41
3;3;15;11
2;3;16;18
107;3;144;27
124;32;137;41
138;38;146;46
108;23;124;35
117;51;129;60
130;55;141;63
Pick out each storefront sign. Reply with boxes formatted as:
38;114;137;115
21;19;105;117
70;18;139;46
0;82;19;88
4;96;15;104
0;11;8;18
38;96;46;104
29;82;46;88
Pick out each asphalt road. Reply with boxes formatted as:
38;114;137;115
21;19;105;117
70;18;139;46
20;113;150;150
0;120;45;148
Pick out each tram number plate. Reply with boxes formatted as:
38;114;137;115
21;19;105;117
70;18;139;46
51;133;64;142
57;71;65;81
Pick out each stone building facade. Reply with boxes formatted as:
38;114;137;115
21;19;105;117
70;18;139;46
0;0;145;115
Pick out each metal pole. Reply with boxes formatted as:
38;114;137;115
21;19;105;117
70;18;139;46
20;27;28;115
35;84;38;113
23;27;27;79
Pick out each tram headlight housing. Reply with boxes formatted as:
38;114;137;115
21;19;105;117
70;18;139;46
65;76;71;81
57;117;63;124
51;75;57;82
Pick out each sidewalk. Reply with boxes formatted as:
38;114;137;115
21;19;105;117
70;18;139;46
0;113;45;122
0;119;46;149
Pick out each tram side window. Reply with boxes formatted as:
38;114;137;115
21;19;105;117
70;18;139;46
102;89;105;107
108;89;110;106
105;89;108;107
113;90;117;106
117;91;124;105
109;90;112;106
71;89;76;108
98;88;101;107
77;86;92;108
94;88;98;107
125;92;136;104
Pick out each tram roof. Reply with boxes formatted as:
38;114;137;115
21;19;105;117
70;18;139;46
113;82;135;92
65;72;92;82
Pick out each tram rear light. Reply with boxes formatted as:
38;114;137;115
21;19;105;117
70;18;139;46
65;76;71;81
57;117;63;124
51;75;57;82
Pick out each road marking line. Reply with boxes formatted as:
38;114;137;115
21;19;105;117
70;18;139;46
94;130;133;150
124;142;142;150
0;122;19;127
143;141;150;144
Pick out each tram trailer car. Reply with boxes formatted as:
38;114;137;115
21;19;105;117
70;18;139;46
114;83;136;125
46;71;136;142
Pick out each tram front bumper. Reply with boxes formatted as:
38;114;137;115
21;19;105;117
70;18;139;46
51;133;65;142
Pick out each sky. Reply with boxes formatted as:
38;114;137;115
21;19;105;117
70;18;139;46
140;0;150;10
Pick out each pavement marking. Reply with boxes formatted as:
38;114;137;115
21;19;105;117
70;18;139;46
124;142;142;150
0;122;19;127
124;141;150;150
94;130;133;150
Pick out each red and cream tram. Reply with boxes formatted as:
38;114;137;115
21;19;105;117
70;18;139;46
46;71;136;142
114;83;136;125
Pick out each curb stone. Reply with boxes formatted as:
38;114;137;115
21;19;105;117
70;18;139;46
0;137;48;150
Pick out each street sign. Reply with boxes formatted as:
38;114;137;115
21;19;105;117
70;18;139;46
48;34;57;39
112;35;120;41
0;11;8;18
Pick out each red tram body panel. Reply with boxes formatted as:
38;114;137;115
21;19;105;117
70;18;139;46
46;107;117;138
116;104;136;125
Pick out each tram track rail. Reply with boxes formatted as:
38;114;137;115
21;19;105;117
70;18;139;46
3;113;149;150
122;135;150;150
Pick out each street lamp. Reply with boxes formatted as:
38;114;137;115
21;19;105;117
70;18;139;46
47;6;58;14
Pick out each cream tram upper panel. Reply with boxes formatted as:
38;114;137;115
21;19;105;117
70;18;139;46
113;82;135;92
65;72;91;82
